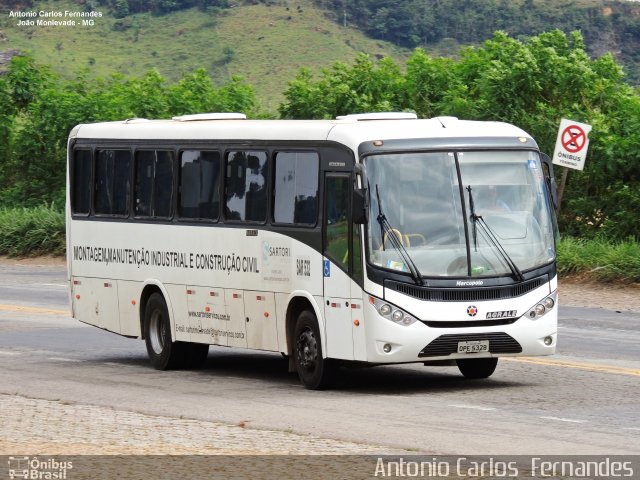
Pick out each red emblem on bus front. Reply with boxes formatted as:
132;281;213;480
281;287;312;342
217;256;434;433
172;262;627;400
467;306;478;317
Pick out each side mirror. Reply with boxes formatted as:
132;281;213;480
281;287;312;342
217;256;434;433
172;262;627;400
540;152;559;210
352;188;367;224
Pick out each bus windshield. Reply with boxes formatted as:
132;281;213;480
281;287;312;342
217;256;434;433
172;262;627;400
364;150;556;279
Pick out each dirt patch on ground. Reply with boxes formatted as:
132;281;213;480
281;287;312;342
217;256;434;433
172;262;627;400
559;277;640;312
0;255;65;266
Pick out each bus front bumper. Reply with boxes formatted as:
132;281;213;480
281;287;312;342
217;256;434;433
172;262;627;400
364;305;557;364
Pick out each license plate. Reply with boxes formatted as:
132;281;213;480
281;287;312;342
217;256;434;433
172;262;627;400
457;340;489;354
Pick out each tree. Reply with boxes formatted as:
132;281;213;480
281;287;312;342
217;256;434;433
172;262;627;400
124;70;169;118
5;55;50;110
404;49;457;118
0;76;16;202
167;69;257;115
113;0;130;18
216;75;257;114
168;68;218;115
280;54;404;119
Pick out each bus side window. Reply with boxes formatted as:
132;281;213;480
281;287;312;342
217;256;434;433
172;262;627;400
224;150;268;222
72;149;92;215
273;151;319;225
179;150;220;221
135;151;154;217
95;149;131;216
325;175;349;270
154;151;174;218
135;150;175;218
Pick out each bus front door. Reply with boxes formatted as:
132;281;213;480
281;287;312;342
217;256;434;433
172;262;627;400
323;174;354;360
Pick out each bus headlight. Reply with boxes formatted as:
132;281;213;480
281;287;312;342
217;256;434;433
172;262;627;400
527;291;557;320
369;295;418;326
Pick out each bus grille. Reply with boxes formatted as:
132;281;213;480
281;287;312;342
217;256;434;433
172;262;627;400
386;277;544;302
422;318;518;328
418;332;522;358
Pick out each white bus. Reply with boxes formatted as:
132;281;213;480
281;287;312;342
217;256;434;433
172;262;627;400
67;112;559;389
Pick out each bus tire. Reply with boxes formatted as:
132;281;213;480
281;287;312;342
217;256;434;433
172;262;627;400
144;292;183;370
293;310;336;390
456;357;498;379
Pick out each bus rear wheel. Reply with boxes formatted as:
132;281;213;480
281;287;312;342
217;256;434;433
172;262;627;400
456;357;498;379
293;310;336;390
144;293;209;370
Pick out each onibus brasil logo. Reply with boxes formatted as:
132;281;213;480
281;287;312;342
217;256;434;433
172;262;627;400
8;457;73;479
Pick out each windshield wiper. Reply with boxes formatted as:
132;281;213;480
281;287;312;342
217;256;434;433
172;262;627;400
466;186;524;282
375;184;424;286
466;185;479;252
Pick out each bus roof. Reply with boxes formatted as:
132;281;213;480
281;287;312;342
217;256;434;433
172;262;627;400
70;113;535;150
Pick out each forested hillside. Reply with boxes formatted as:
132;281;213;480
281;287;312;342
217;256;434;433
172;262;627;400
0;0;401;109
7;0;638;82
317;0;640;83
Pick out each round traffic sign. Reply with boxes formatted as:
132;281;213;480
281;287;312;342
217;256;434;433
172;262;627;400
561;125;587;153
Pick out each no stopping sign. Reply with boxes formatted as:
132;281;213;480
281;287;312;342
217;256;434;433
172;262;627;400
553;119;591;171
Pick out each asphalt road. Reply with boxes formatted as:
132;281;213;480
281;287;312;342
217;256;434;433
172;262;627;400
0;261;639;455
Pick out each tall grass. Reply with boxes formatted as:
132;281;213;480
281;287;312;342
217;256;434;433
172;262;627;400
0;206;65;257
557;237;640;282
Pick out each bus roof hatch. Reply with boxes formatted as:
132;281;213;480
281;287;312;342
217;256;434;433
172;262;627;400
336;112;418;121
172;113;247;122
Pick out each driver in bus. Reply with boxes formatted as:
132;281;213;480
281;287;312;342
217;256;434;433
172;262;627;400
479;185;511;213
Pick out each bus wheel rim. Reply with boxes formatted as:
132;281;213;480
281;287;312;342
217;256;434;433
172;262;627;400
149;310;165;354
296;328;317;370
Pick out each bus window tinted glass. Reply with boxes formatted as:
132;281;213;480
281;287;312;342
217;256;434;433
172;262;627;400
325;176;349;270
225;151;268;222
72;150;91;214
154;151;174;218
179;151;220;220
135;150;174;218
95;150;131;215
274;152;319;225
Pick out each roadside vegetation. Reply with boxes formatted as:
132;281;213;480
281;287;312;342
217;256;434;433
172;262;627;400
0;28;638;282
0;205;65;257
557;237;640;283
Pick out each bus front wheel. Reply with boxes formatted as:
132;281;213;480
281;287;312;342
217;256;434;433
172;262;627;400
456;357;498;379
293;310;336;390
144;292;209;370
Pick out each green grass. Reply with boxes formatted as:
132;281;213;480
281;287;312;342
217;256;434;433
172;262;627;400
0;206;66;257
557;237;640;283
326;220;348;264
0;0;407;112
